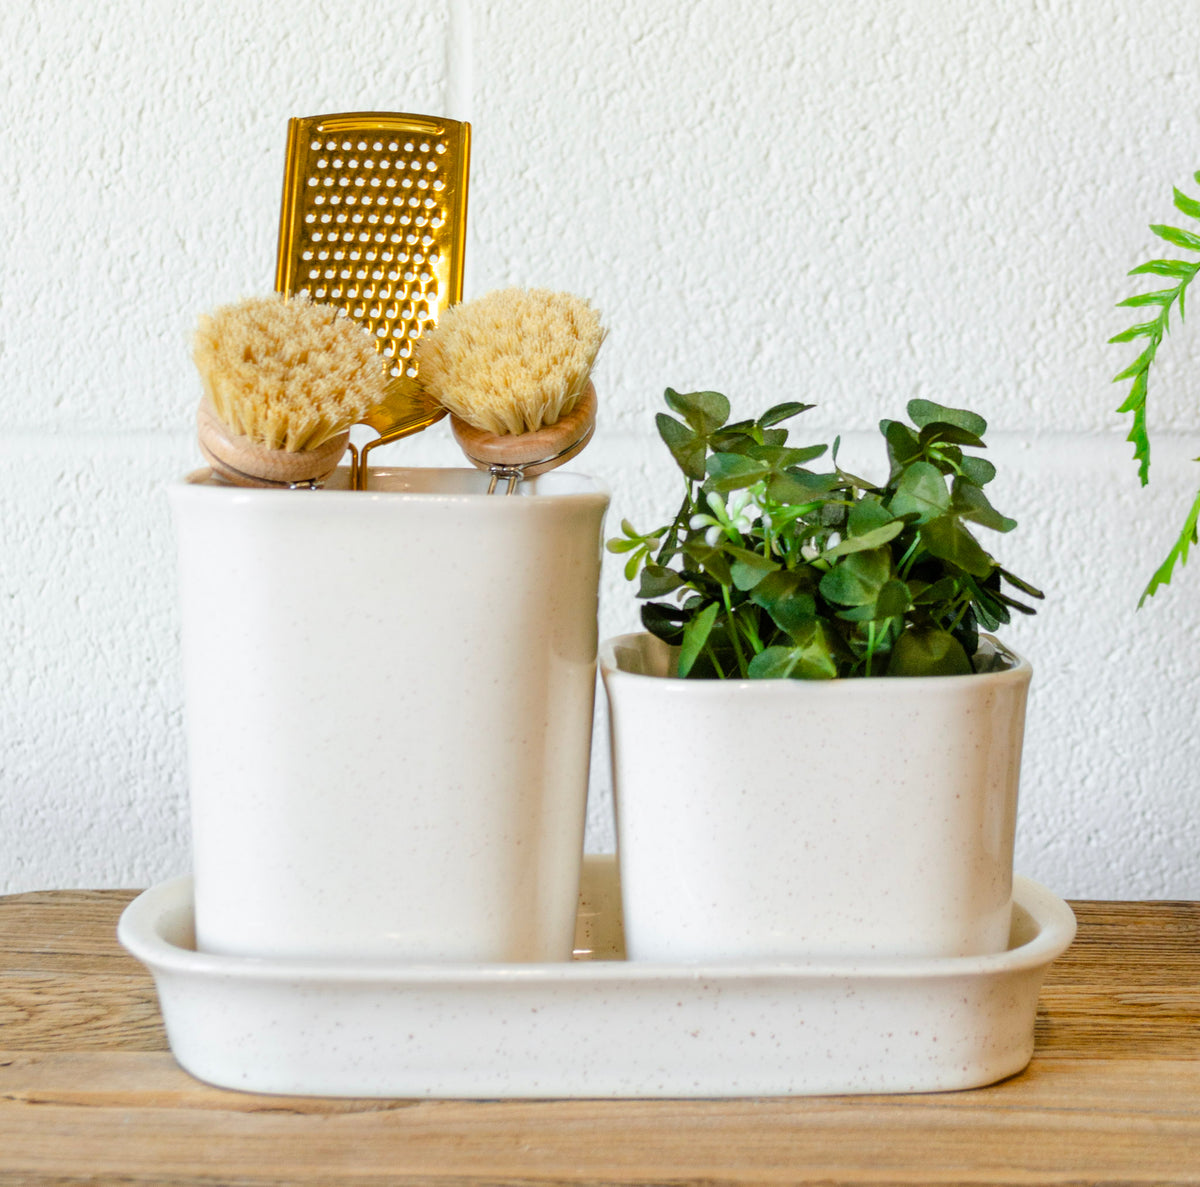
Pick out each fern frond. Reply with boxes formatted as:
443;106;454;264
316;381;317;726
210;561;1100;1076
1139;483;1200;606
1112;181;1200;492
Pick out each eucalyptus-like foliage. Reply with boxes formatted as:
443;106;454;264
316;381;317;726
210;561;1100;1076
1111;173;1200;604
608;390;1042;679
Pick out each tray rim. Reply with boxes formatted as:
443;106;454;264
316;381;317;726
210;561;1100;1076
118;868;1076;986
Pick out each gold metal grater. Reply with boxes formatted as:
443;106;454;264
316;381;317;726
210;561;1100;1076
275;112;471;489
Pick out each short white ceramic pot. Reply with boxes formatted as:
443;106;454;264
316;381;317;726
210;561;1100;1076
600;631;1032;961
171;467;608;962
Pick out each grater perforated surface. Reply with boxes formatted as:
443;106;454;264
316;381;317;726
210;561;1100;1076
276;113;470;383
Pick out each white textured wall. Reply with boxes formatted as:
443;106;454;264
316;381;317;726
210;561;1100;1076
3;0;1199;897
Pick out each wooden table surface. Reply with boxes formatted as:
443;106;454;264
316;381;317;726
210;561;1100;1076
0;890;1197;1186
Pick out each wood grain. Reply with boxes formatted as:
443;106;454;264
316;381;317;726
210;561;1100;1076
1;890;1198;1185
1037;900;1200;1060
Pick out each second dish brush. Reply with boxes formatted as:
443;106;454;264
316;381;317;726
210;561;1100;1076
415;288;604;492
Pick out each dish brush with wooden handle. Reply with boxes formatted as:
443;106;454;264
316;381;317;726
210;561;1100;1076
193;293;387;487
414;288;604;493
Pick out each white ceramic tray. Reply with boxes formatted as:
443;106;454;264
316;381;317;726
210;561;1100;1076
118;857;1075;1098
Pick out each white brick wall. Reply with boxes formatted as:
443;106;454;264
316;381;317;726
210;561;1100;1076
3;0;1198;896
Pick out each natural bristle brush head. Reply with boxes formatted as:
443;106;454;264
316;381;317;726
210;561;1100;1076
414;288;604;491
193;293;387;488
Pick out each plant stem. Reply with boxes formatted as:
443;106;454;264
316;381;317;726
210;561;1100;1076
897;533;921;580
721;585;749;677
659;485;696;566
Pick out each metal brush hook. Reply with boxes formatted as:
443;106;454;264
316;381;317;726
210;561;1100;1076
486;466;525;496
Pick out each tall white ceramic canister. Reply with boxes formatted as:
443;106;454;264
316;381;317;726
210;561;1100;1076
171;467;608;962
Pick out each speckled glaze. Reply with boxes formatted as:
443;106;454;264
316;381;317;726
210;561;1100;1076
116;856;1075;1098
169;467;608;962
601;632;1033;962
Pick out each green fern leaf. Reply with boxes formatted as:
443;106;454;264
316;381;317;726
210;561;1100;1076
1117;289;1177;308
1109;320;1162;343
1112;344;1158;383
1139;484;1200;606
1152;223;1200;252
1126;404;1151;486
1174;187;1200;221
1129;259;1198;279
1116;368;1148;416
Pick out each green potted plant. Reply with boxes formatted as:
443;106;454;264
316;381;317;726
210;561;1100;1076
1110;171;1200;603
601;389;1043;961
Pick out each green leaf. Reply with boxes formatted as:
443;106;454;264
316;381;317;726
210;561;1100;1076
888;461;950;523
750;570;817;634
766;470;837;505
819;521;904;560
1116;289;1177;308
747;646;803;679
965;575;1009;631
656;412;706;481
1112;343;1159;383
919;516;994;578
730;563;769;591
881;419;922;476
909;574;960;605
1129;259;1198;279
1116;367;1148;414
1174;187;1200;221
887;628;972;677
819;546;891;606
748;443;828;468
999;567;1044;601
846;495;893;536
641;601;686;644
1108;321;1160;343
1140;484;1200;605
907;400;987;437
726;545;779;591
757;401;814;427
705;452;770;492
637;564;683;599
917;422;987;451
873;577;911;621
664;388;730;436
1151;223;1200;253
724;544;777;570
677;602;719;677
708;428;758;454
960;455;996;486
792;621;842;679
1115;369;1151;485
682;538;733;586
951;479;1016;533
608;518;654;552
748;623;840;680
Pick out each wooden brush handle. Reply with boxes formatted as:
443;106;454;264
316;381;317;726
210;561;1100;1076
196;399;350;488
450;382;597;478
